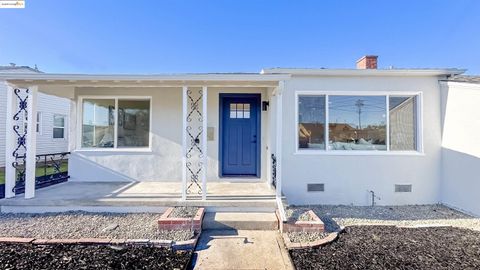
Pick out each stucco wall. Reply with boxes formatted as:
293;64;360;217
69;86;269;182
68;76;453;207
440;82;480;216
280;76;443;206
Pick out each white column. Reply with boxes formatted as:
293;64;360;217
4;84;17;198
201;86;208;200
68;99;77;152
266;88;273;187
181;86;188;201
275;82;287;221
275;82;284;198
24;85;38;199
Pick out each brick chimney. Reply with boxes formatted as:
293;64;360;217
356;55;378;69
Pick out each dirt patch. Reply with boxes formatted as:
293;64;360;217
0;243;191;270
289;226;480;270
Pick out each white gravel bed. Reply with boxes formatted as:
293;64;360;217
170;206;199;218
287;231;329;243
0;212;194;241
287;204;480;233
285;207;314;222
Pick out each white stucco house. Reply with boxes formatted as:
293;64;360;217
0;65;70;168
0;56;478;217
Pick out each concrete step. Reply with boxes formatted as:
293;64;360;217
202;212;279;230
0;198;277;213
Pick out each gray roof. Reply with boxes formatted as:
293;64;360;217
0;65;42;74
447;75;480;84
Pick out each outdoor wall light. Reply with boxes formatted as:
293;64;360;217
262;101;269;111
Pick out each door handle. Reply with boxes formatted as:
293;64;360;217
251;135;257;143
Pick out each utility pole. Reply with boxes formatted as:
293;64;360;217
355;99;364;129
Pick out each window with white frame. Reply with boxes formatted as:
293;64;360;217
297;93;420;152
53;114;66;139
36;112;42;134
81;97;150;149
229;103;251;119
22;111;42;134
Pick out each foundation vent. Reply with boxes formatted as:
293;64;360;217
395;184;412;193
307;183;325;192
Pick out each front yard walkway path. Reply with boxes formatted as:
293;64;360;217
190;230;294;270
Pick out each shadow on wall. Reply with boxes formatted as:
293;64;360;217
69;153;135;182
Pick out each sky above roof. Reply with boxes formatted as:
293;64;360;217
0;0;479;74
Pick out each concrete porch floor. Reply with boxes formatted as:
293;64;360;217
0;181;277;213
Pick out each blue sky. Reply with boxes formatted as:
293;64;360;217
0;0;479;74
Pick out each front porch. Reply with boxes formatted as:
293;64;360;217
0;181;277;213
0;73;289;220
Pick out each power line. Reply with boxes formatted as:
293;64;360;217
355;99;364;129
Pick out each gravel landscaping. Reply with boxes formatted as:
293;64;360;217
287;231;329;243
289;226;480;270
0;212;194;241
285;207;315;222
287;204;480;232
169;206;199;218
0;243;191;270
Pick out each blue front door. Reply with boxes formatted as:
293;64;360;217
220;94;260;177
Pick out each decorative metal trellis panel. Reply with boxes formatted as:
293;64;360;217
6;88;70;196
34;152;70;188
12;88;29;193
271;154;277;188
14;152;70;194
185;89;204;195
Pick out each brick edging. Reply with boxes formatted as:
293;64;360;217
0;233;201;251
276;209;326;233
158;207;205;233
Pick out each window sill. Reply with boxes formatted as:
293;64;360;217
293;150;425;156
74;148;153;153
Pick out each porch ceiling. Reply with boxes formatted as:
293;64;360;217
0;73;289;88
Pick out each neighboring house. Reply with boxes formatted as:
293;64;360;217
1;56;479;216
0;65;70;168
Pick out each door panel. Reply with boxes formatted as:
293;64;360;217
221;95;260;176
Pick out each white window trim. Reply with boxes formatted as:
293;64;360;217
76;95;153;152
22;111;42;135
36;111;42;135
294;90;424;156
53;114;67;140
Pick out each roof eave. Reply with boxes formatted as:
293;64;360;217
261;68;466;77
0;73;291;82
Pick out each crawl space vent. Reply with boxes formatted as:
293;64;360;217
307;183;324;192
395;184;412;193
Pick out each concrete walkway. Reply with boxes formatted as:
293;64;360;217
191;230;294;270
